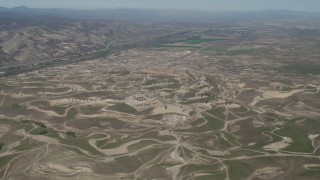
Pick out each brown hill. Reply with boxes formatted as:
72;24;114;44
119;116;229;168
0;48;17;66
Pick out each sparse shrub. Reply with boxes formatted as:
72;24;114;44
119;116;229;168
0;143;4;150
38;130;48;135
66;131;76;137
11;104;21;108
34;122;47;128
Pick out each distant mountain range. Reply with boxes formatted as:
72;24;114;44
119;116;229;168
1;6;320;67
1;6;320;22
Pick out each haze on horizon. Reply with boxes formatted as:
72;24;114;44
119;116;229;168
1;0;320;12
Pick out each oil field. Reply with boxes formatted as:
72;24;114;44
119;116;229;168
0;3;320;180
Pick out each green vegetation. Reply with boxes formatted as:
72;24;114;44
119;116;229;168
113;156;143;173
109;103;137;114
23;121;102;156
21;122;34;132
0;143;4;151
96;138;123;149
276;123;314;153
66;108;77;120
207;107;226;120
34;121;46;128
225;149;265;158
227;113;238;120
285;64;320;75
87;133;107;139
265;131;282;143
203;115;224;130
200;46;229;55
183;90;197;98
189;110;197;116
0;118;18;125
2;48;116;77
31;101;48;107
96;118;127;129
27;77;46;81
145;78;181;91
137;145;169;162
145;114;164;120
11;104;26;109
0;105;29;114
51;106;66;115
31;101;66;114
221;132;239;146
66;131;76;137
138;107;154;116
127;140;158;151
190;118;206;126
298;170;320;179
66;118;126;130
143;78;159;85
29;127;60;139
167;80;181;90
156;44;200;48
263;113;280;119
156;135;176;141
276;86;293;91
231;106;248;113
306;166;320;170
0;83;11;91
30;127;48;135
177;158;226;178
181;97;211;104
13;138;43;151
213;134;234;149
195;174;226;180
180;164;221;174
0;154;17;169
182;38;223;44
59;135;103;156
226;49;254;56
226;161;254;180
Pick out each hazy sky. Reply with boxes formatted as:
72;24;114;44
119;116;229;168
1;0;320;11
